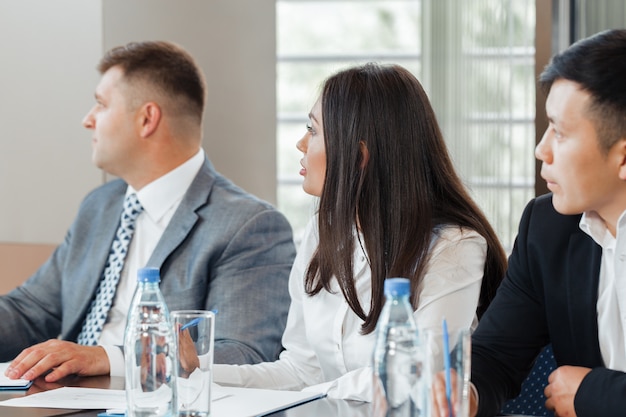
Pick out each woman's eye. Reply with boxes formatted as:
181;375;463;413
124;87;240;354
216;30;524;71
306;123;314;133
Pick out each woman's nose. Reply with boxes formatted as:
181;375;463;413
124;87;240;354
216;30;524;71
296;133;309;153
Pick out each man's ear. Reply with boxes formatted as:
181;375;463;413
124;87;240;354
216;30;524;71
138;102;162;138
359;141;370;169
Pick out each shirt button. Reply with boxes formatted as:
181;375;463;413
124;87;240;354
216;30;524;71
336;343;341;351
620;254;626;262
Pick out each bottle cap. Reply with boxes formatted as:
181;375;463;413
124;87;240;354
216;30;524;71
137;267;160;283
384;277;410;297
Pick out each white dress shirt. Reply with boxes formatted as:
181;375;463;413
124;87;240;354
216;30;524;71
580;209;626;371
213;217;487;401
98;148;205;376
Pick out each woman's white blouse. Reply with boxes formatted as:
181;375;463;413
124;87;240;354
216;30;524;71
213;217;487;401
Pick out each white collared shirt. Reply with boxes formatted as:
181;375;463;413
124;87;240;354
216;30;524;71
213;217;486;400
99;148;205;376
580;209;626;371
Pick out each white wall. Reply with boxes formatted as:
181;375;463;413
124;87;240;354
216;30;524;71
0;0;104;243
0;0;277;245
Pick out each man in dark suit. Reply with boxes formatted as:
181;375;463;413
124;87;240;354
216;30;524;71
433;29;626;417
1;41;296;383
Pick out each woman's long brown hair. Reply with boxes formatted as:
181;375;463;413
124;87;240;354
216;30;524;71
304;63;507;334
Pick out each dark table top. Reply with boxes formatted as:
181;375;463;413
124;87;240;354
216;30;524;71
0;376;529;417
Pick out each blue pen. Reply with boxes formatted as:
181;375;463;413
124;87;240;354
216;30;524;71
443;318;454;417
180;317;202;331
97;412;125;417
179;309;218;331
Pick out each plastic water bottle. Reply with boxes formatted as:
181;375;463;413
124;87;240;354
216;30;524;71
124;267;175;417
372;278;422;417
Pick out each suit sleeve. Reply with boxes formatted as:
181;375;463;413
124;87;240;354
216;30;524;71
472;198;551;417
575;368;626;417
0;181;127;362
208;208;296;365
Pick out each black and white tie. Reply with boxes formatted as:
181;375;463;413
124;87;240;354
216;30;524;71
77;193;144;346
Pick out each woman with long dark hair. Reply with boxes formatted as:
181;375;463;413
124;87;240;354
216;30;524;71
213;63;506;400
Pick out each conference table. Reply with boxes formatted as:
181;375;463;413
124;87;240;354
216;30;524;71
0;375;532;417
0;374;371;417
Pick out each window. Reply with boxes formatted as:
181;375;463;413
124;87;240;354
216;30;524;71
276;0;535;250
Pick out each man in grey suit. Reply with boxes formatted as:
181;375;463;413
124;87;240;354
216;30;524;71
2;41;296;383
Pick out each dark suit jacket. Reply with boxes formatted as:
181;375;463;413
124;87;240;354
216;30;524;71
472;193;626;417
0;158;296;366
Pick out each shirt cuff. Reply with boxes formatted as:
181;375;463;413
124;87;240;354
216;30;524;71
213;363;244;386
101;344;125;377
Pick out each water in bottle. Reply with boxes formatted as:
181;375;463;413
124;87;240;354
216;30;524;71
125;267;175;417
372;277;423;417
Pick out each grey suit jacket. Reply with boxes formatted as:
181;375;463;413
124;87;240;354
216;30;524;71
0;158;296;365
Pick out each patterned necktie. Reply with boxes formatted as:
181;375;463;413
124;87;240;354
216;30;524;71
77;193;144;346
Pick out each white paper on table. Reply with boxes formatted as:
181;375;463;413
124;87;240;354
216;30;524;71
0;387;127;409
0;385;230;410
0;362;32;389
0;384;325;417
212;385;326;417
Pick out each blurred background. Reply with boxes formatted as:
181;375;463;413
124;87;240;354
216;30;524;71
1;0;624;291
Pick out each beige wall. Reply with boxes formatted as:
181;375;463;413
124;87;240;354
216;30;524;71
0;0;104;244
101;0;277;201
0;0;276;290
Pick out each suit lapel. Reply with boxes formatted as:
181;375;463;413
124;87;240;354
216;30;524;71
147;158;215;268
69;185;126;337
565;231;603;365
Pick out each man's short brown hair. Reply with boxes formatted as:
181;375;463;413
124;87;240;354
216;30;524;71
98;41;206;124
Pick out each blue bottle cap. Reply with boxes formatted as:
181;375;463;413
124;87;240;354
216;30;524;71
384;277;410;297
137;267;160;283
